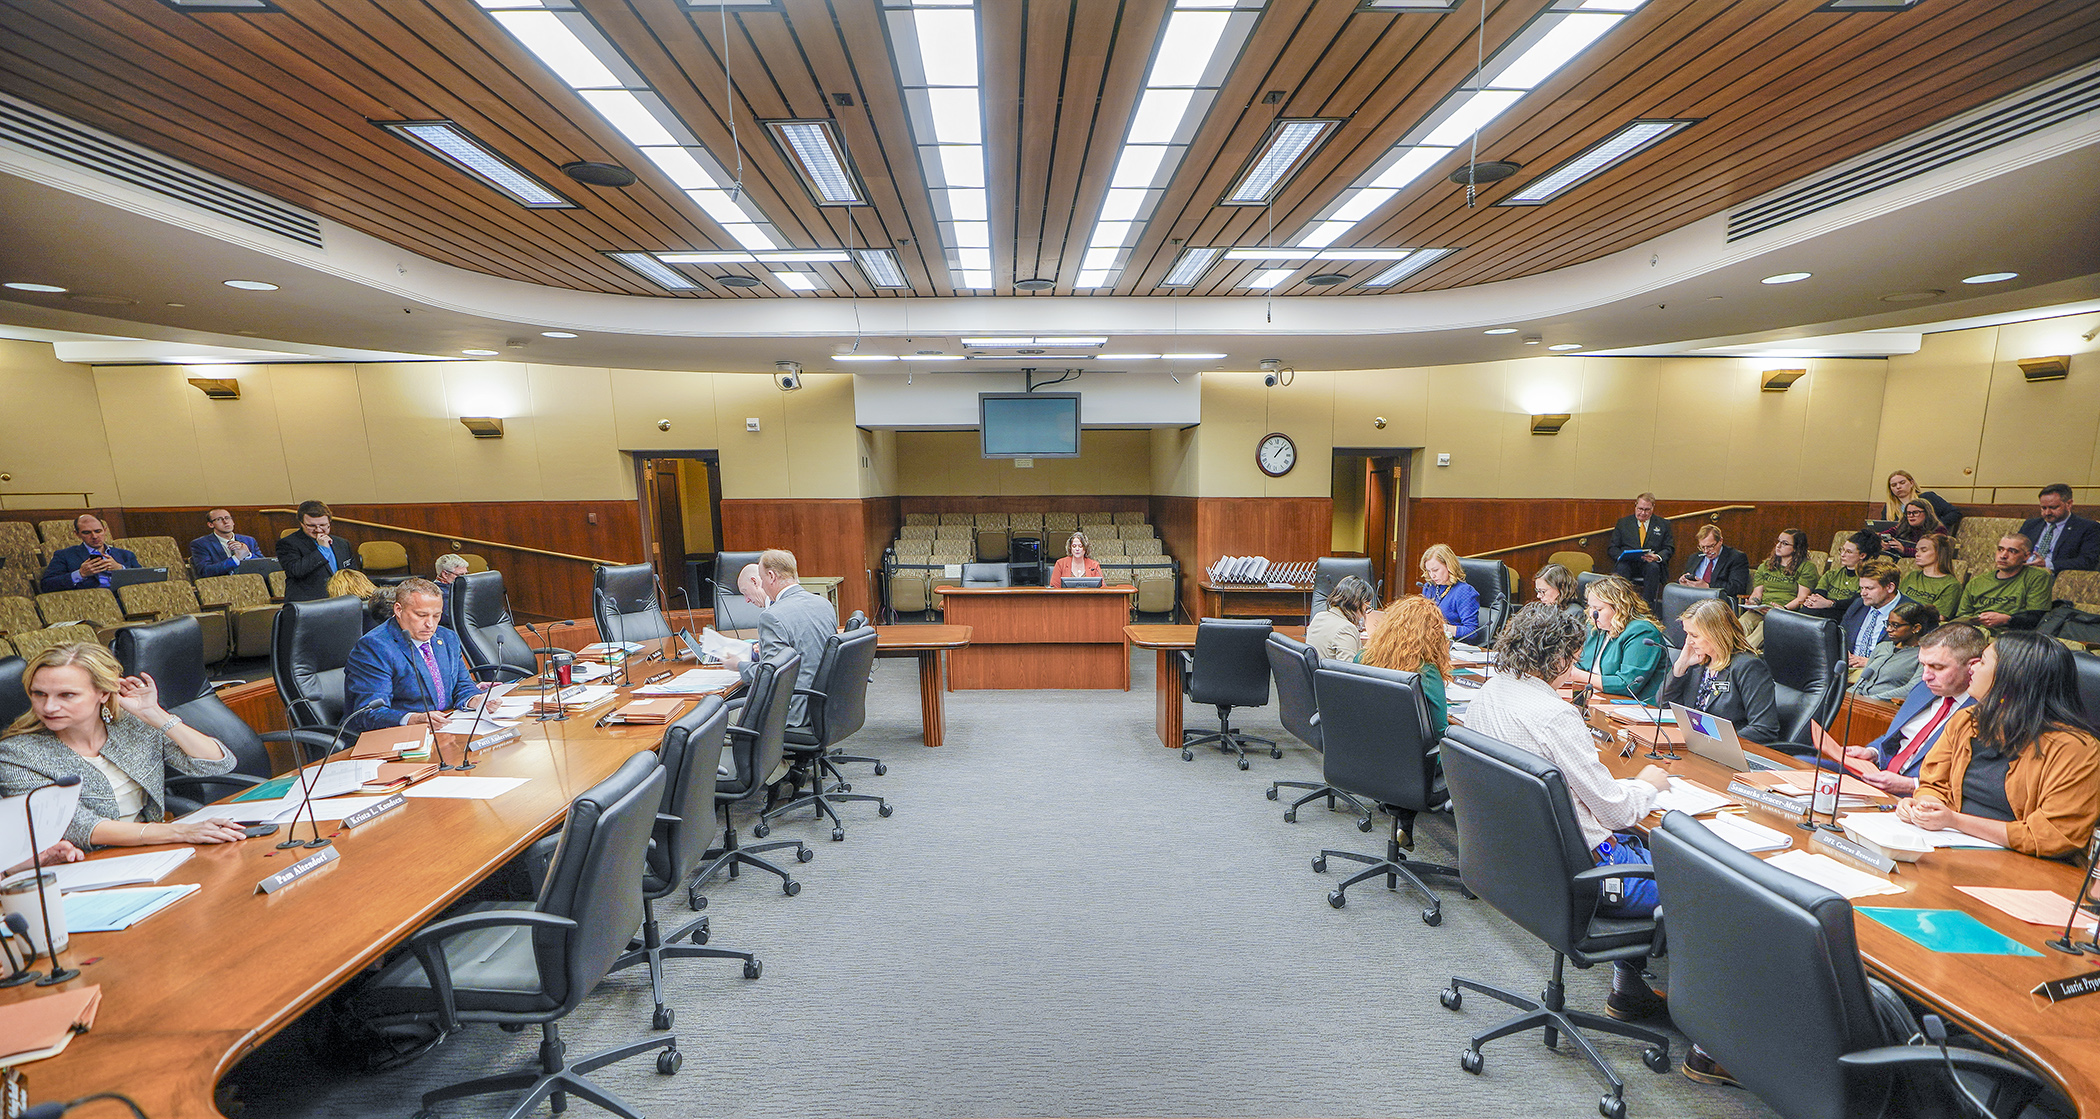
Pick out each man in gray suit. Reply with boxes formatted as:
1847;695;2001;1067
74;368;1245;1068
719;548;836;729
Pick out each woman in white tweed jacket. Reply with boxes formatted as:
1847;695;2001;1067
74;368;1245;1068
0;643;242;850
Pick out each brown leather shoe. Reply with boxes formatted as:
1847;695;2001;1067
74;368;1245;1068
1606;960;1667;1022
1682;1046;1741;1088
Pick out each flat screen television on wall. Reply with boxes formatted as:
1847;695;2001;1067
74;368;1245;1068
980;392;1081;458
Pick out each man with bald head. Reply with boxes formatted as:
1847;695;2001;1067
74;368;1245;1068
40;514;140;592
737;563;770;611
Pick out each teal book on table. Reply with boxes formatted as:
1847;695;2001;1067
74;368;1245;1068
1856;908;2041;956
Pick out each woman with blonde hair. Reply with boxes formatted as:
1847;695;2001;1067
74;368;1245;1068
1570;575;1666;702
1661;599;1780;743
1049;531;1102;588
328;567;388;632
1900;533;1963;621
0;643;241;849
1360;595;1455;738
1882;469;1963;531
1306;576;1375;662
1418;543;1481;644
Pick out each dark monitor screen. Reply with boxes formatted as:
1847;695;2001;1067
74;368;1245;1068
980;392;1080;458
1060;577;1103;589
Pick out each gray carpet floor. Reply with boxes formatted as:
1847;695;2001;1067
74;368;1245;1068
233;649;1781;1119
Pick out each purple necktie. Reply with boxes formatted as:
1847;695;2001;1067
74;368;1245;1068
418;642;445;705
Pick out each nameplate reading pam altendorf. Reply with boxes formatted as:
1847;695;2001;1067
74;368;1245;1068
257;846;341;894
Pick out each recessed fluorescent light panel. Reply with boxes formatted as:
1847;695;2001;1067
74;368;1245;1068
1501;118;1695;205
1243;268;1297;290
1289;0;1645;250
1222;119;1341;205
960;337;1108;347
1161;247;1223;287
883;1;994;289
156;0;279;9
1357;0;1458;8
605;251;698;291
855;249;910;287
765;120;866;205
771;271;825;291
1816;0;1924;9
380;121;572;207
1360;248;1454;287
476;0;784;249
1076;0;1266;288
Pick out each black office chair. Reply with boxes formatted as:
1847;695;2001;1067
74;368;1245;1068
960;562;1011;588
1577;570;1609;600
712;550;764;631
113;616;339;813
594;563;672;646
759;627;890;841
1312;557;1377;615
1437;726;1671;1119
1651;811;2048;1119
1457;557;1514;645
2071;650;2100;727
1310;662;1466;922
448;569;538;685
1180;618;1275;769
271;595;365;736
1763;608;1844;746
0;656;25;728
692;649;812;903
1658;584;1726;648
1263;633;1372;831
354;753;681;1117
608;696;762;1032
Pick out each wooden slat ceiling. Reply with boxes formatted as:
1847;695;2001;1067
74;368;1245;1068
2;0;2096;301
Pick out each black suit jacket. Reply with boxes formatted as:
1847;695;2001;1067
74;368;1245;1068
39;544;140;593
2019;514;2100;572
275;531;361;602
1678;545;1749;597
1661;651;1781;744
1608;515;1674;567
1841;592;1912;656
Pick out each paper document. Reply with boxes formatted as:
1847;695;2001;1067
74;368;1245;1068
699;627;754;662
581;641;645;655
0;985;101;1067
299;795;404;821
401;776;529;799
1443;681;1482;701
34;849;192;893
1955;886;2098;932
570;660;613;682
1655;778;1735;816
1702;814;1794;853
63;884;200;933
1612;708;1676;725
0;785;84;873
1839;813;2005;851
439;712;517;734
1764;850;1905;899
635;667;743;696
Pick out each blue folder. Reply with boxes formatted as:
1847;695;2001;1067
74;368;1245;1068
1856;907;2041;956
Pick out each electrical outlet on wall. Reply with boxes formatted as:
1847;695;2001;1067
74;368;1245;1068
746;418;761;432
1437;453;1451;467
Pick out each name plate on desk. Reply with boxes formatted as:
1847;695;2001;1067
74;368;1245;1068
1728;780;1809;820
2033;970;2100;1004
1813;829;1897;874
341;793;406;829
256;846;340;894
471;728;521;751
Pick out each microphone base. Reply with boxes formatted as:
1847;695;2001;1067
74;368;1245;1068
302;837;333;849
0;968;38;987
35;966;78;986
535;712;570;723
2045;936;2085;954
276;836;309;850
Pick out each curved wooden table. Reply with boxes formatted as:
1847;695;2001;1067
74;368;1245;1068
1125;624;1305;749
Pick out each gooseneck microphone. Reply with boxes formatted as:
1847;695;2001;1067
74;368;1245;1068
283;698;386;849
22;776;80;985
2044;829;2100;955
411;638;454;772
21;1093;151;1119
1623;636;1675;762
1797;719;1846;834
0;912;37;987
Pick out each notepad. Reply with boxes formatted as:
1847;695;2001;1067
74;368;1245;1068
62;884;200;933
1955;887;2099;933
1702;813;1794;854
1764;850;1905;899
1655;778;1734;816
43;849;192;893
1856;907;2042;956
1839;813;2006;851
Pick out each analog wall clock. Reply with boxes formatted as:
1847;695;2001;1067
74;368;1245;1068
1256;432;1296;477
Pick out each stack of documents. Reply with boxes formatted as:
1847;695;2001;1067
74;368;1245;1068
1954;887;2098;932
64;884;200;933
603;697;687;725
0;985;100;1066
581;641;645;656
1764;849;1905;899
46;849;192;893
534;684;618;711
1654;778;1735;816
1701;813;1793;853
634;668;742;696
1839;813;2005;850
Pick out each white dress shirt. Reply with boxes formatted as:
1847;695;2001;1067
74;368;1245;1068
1461;672;1658;850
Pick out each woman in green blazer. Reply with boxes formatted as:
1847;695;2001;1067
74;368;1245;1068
1570;575;1667;703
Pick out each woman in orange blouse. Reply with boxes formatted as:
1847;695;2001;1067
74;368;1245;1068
1049;532;1103;588
1900;631;2100;859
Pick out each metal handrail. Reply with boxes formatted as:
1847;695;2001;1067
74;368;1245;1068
1463;504;1757;560
258;508;623;566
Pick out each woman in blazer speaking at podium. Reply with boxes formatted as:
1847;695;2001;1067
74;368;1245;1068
1050;532;1102;588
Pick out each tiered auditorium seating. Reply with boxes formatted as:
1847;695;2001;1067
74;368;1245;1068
883;510;1178;621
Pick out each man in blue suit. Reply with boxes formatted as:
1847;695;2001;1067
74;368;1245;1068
343;577;483;736
1822;622;1986;796
189;508;263;578
1840;559;1909;674
39;514;139;592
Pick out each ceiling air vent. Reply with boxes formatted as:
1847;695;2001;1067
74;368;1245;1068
0;93;324;249
1727;61;2100;243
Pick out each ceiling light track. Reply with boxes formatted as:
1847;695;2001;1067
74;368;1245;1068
881;0;994;290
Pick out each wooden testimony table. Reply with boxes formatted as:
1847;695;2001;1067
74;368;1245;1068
1125;624;1306;749
934;586;1135;690
1584;701;2100;1114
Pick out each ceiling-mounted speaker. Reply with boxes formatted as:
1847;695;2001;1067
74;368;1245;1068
2018;356;2069;382
561;161;638;187
1448;160;1521;185
717;275;762;288
1014;277;1056;291
1760;368;1807;392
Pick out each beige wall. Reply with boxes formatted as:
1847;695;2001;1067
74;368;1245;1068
0;338;119;510
1874;310;2100;505
892;429;1153;495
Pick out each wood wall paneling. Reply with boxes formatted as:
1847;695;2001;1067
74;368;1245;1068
718;498;874;620
861;497;901;622
1148;495;1199;618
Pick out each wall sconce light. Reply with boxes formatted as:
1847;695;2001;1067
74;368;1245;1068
2018;355;2069;382
187;377;240;400
459;416;505;438
1760;368;1807;392
1530;413;1571;436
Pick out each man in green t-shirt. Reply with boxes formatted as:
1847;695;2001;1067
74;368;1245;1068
1955;534;2055;631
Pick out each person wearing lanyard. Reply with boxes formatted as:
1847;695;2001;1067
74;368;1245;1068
1417;543;1481;645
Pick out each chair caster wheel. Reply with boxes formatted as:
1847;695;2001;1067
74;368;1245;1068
795;845;814;863
692;917;709;944
1642;1046;1671;1073
1283;809;1297;823
1266;786;1279;801
652;1006;673;1030
1237;758;1250;771
1328;890;1346;909
838;782;852;792
689;889;707;911
1440;988;1462;1011
1181;750;1193;761
1311;856;1327;873
414;1110;438;1119
1357;817;1375;833
782;879;801;897
744;958;763;980
1422;908;1441;927
1270;748;1282;759
830;828;845;842
657;1048;683;1075
1460;1049;1483;1075
878;803;893;818
753;822;771;839
874;763;887;776
1599;1094;1626;1119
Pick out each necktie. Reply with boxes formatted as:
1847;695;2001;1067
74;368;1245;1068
1854;606;1882;657
1638;520;1647;547
1699;555;1714;581
2037;522;2058;564
418;641;445;707
1888;697;1955;775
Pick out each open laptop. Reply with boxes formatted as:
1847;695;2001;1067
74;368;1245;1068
231;558;281;577
107;566;168;590
1670;703;1785;771
1060;577;1103;589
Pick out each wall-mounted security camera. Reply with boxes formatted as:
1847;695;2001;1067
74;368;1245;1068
774;360;803;391
1260;357;1283;388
